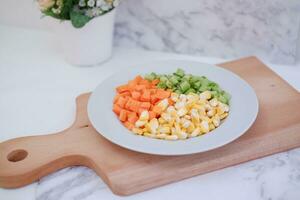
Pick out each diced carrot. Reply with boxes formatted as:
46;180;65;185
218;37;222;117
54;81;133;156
113;104;122;115
135;85;146;91
151;79;160;85
113;94;120;104
139;79;151;85
116;85;130;93
116;96;127;108
125;98;133;110
134;75;143;84
150;95;160;104
140;102;151;110
128;112;138;123
156;89;171;99
129;100;141;112
131;91;141;100
149;111;156;120
119;91;131;97
140;90;151;102
168;98;175;106
123;121;134;130
152;105;163;115
119;109;127;122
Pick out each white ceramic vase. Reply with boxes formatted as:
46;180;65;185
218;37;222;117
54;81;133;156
53;9;116;66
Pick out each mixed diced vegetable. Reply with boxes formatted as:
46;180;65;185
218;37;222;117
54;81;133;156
112;69;230;140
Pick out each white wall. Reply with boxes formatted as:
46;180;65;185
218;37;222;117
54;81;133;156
1;0;300;64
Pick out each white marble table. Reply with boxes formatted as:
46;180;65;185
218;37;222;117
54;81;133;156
0;25;300;200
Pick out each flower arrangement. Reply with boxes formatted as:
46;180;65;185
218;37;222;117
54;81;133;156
37;0;120;28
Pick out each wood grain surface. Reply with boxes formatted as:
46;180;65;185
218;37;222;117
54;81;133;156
0;57;299;195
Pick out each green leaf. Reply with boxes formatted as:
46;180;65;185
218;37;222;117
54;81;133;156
70;11;91;28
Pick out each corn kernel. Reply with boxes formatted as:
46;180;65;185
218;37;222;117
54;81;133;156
135;120;146;128
132;128;143;135
165;135;179;140
139;110;149;121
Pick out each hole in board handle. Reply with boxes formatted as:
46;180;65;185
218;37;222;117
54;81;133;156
7;149;28;162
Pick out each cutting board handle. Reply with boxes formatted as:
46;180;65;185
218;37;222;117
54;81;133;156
0;130;89;188
0;94;92;188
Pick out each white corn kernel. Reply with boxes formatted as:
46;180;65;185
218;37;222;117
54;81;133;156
135;120;146;128
199;91;211;100
209;98;219;107
156;134;167;139
177;108;188;117
177;131;188;139
139;110;149;121
175;101;185;110
149;118;159;133
207;108;216;117
212;116;221;127
171;93;179;102
157;99;169;111
190;127;200;137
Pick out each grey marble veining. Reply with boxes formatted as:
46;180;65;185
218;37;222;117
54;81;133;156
114;0;300;64
36;148;300;200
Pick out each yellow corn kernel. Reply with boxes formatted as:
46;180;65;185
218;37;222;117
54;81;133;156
165;135;179;140
158;117;167;124
199;91;212;100
216;107;225;115
156;134;167;139
190;127;200;137
219;113;229;120
144;133;156;138
209;123;216;131
207;108;216;117
158;126;171;134
212;115;221;127
187;123;195;133
132;128;143;135
177;131;188;139
200;121;209;133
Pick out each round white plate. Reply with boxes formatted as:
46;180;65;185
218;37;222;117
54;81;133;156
88;60;259;155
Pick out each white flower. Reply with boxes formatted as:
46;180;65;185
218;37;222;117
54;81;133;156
100;3;112;11
38;0;55;11
79;0;86;7
96;0;105;7
92;7;103;16
85;9;94;17
113;0;120;7
87;0;95;7
51;7;61;14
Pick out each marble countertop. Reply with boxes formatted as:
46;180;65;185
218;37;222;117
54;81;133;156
0;25;300;200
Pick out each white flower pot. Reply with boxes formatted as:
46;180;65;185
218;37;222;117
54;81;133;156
53;9;116;66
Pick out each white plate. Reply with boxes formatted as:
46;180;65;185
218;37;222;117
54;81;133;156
88;60;259;155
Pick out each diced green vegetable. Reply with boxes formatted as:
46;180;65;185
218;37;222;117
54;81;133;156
179;81;190;93
174;68;185;77
143;68;230;104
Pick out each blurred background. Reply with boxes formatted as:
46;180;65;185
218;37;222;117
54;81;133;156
1;0;300;64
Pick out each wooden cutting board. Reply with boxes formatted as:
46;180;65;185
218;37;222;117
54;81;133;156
0;57;299;196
